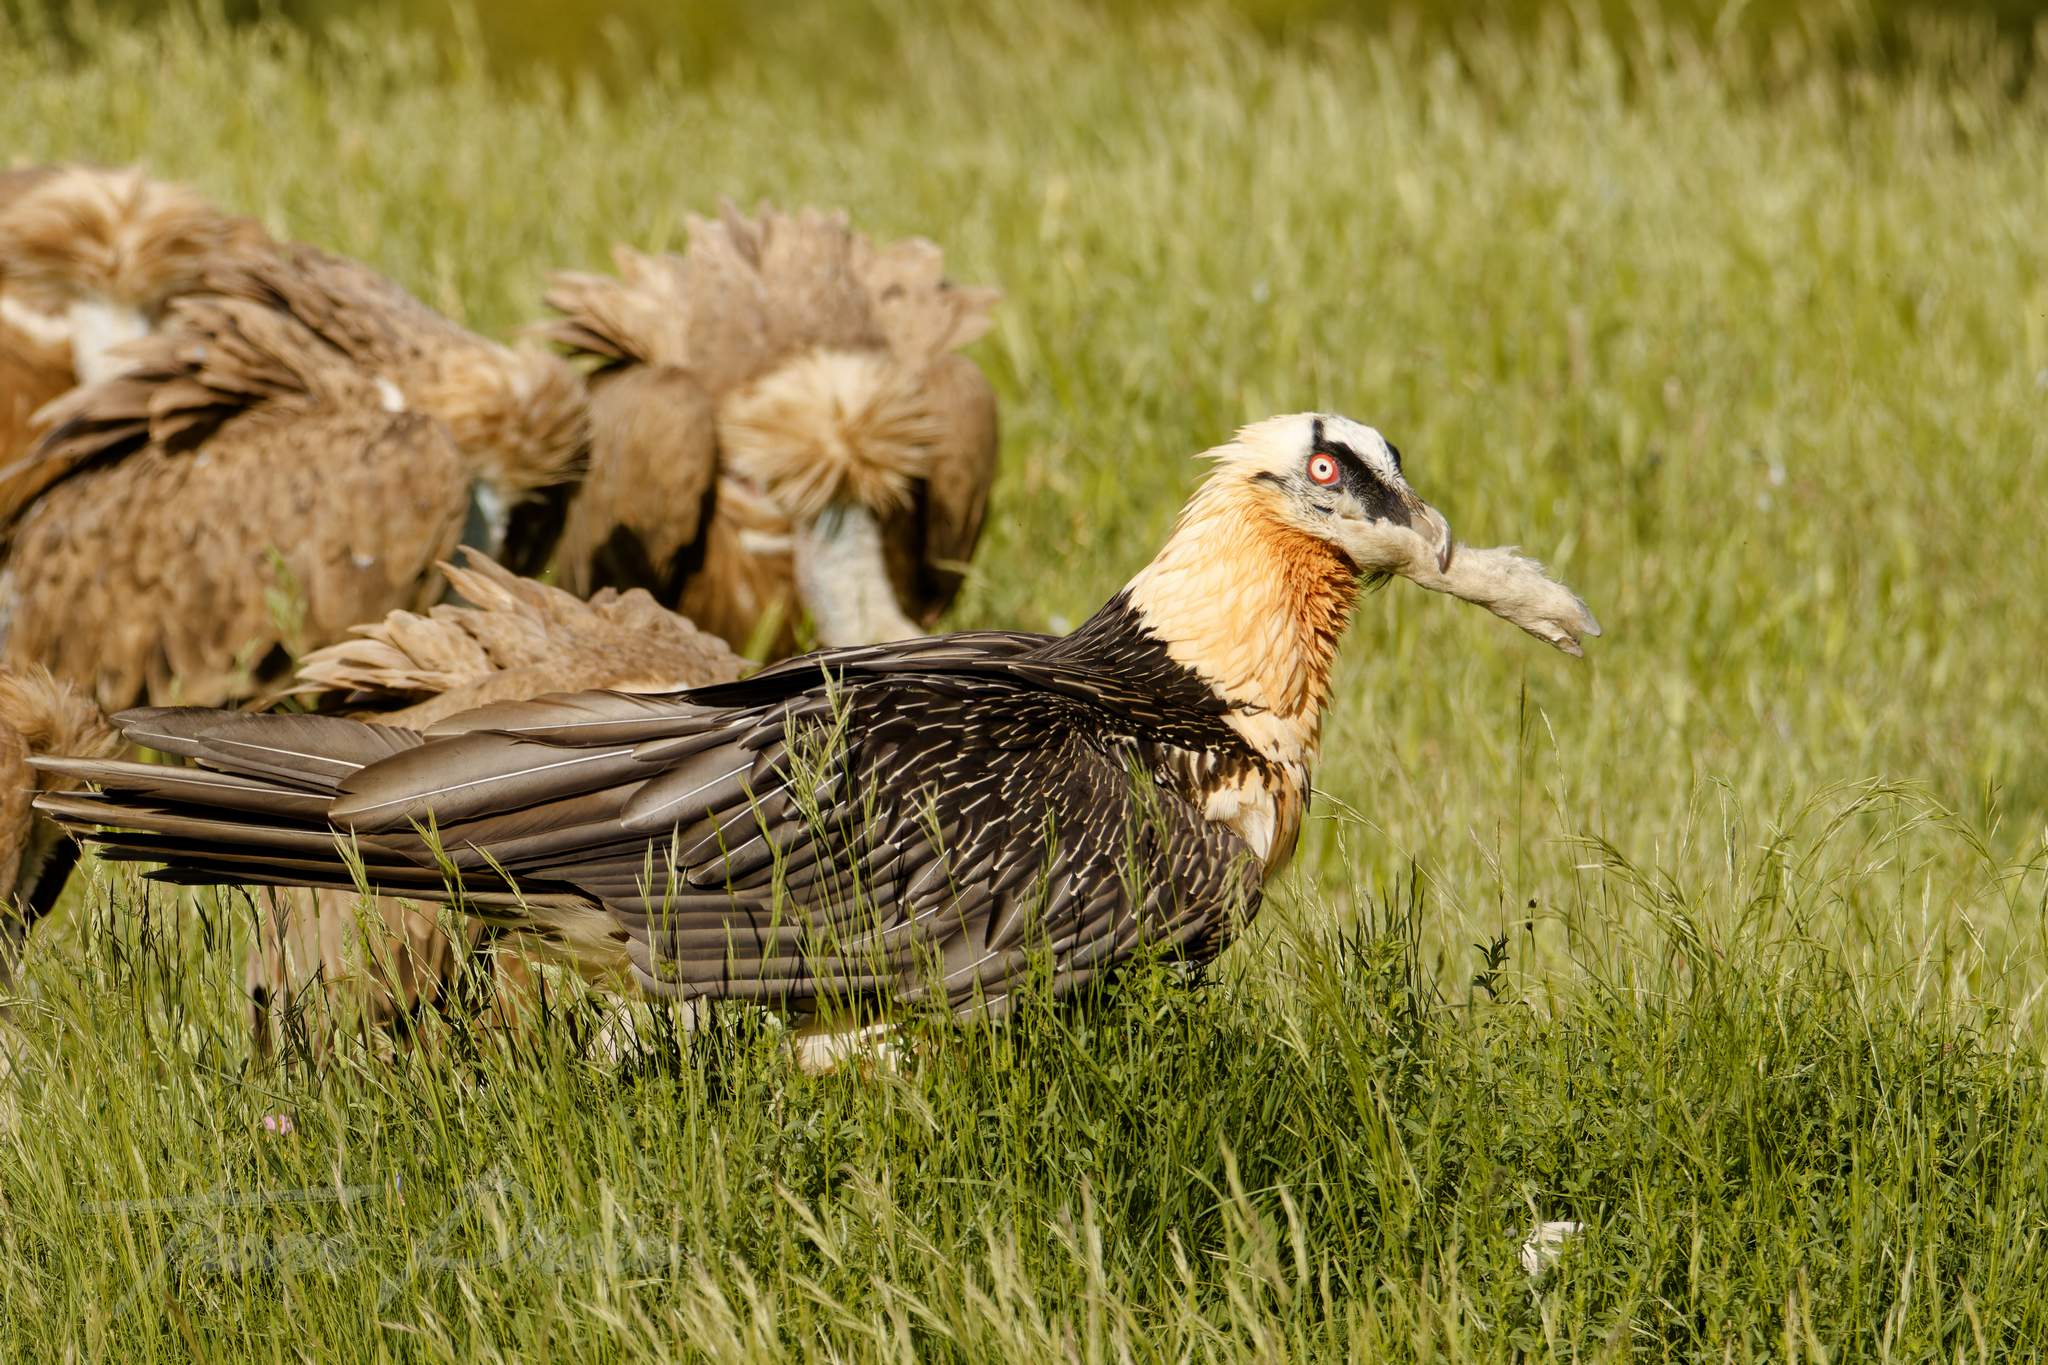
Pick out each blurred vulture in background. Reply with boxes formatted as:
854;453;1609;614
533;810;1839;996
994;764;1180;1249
0;667;119;1005
0;241;588;709
0;186;587;997
0;164;263;464
541;203;1000;653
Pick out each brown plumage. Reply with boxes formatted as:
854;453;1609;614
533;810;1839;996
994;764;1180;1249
195;244;590;572
0;665;120;999
0;243;588;711
0;164;264;466
295;550;746;729
40;415;1600;1063
540;203;999;653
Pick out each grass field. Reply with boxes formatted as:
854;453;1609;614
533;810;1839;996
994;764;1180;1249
4;2;2048;1357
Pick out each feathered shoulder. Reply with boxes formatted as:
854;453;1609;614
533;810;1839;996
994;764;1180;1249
207;244;589;508
539;201;998;396
0;292;384;527
195;242;481;378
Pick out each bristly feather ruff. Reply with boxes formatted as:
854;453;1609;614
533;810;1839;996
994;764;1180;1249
0;665;119;773
290;548;744;724
0;664;122;953
539;201;994;523
412;340;591;500
718;349;941;520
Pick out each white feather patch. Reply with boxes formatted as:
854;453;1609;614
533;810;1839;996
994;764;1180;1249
65;298;150;385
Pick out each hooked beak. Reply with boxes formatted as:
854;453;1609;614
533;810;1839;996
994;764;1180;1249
1413;499;1454;574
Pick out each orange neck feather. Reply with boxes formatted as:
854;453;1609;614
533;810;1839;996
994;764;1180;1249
1124;475;1360;762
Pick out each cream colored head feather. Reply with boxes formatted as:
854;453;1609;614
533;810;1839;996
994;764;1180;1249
0;665;121;779
413;340;591;499
541;202;997;520
0;165;262;314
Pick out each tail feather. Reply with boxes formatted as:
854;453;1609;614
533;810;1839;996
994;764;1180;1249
31;703;605;908
28;756;334;820
116;708;425;790
34;794;349;859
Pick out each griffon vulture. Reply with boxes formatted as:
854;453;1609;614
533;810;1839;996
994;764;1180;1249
0;243;588;710
0;163;263;464
541;204;999;654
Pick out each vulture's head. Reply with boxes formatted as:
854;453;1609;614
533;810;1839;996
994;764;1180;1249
0;165;263;384
1220;412;1454;582
720;343;997;648
1125;410;1596;764
415;340;592;575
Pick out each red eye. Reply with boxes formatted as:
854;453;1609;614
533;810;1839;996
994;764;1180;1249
1308;454;1341;487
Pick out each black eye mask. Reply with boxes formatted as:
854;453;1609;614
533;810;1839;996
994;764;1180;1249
1310;417;1411;528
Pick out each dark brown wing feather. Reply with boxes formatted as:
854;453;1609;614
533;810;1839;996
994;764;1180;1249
41;622;1266;1017
551;364;718;599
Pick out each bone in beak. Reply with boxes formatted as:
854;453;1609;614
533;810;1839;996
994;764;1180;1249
1399;497;1454;575
1404;541;1601;657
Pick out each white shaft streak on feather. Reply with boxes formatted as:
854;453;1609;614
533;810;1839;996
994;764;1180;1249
679;777;795;866
338;746;638;817
625;759;755;825
442;711;750;739
206;735;370;774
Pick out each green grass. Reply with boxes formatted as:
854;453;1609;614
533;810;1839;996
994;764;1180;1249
4;2;2048;1357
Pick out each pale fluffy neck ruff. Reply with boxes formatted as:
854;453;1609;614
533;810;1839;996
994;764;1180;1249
420;344;589;513
1124;471;1360;766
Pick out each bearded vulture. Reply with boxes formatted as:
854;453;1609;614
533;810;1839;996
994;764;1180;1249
39;415;1599;1066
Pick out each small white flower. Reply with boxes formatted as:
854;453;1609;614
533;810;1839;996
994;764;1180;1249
1519;1220;1583;1277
